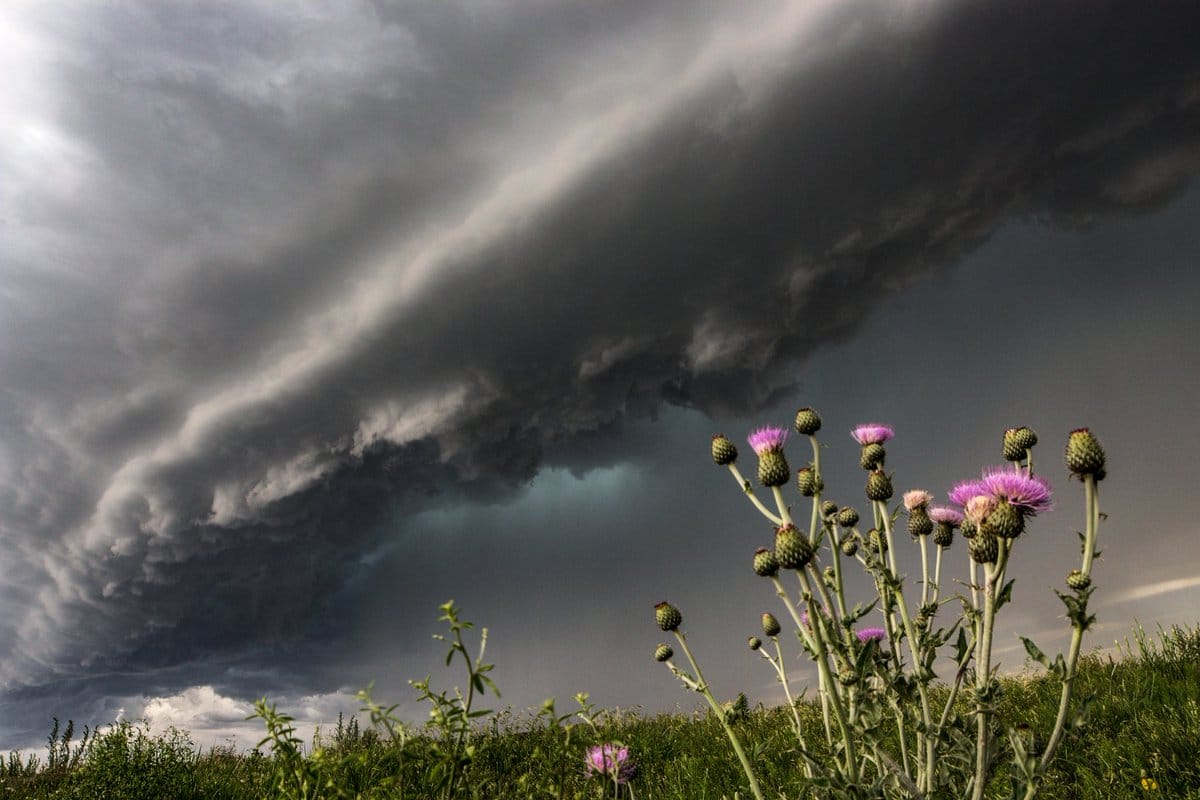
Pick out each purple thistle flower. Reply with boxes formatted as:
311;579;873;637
747;426;788;455
585;743;636;784
929;506;964;526
948;478;987;508
856;627;887;643
979;466;1054;515
851;423;895;445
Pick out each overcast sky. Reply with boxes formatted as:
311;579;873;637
2;0;1200;752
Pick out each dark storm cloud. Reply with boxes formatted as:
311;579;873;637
2;0;1200;734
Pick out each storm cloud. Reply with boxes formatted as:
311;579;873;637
2;0;1199;748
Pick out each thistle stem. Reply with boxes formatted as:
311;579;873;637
971;542;1011;800
727;464;782;525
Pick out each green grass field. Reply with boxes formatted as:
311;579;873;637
0;622;1195;800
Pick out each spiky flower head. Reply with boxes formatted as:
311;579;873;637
852;424;895;446
960;517;977;539
584;744;636;785
841;535;859;557
794;407;822;436
904;490;934;511
752;547;779;578
963;495;998;528
796;465;822;497
761;612;781;637
821;499;839;518
1066;569;1091;591
836;506;860;527
860;442;887;470
748;426;790;487
856;627;887;643
655;602;682;632
866;468;893;501
1003;426;1038;461
654;643;673;662
979;467;1054;516
711;434;738;466
867;527;887;555
948;478;986;508
986;501;1024;538
838;667;858;686
1065;428;1106;479
748;636;762;651
929;506;964;526
775;523;814;569
968;531;999;564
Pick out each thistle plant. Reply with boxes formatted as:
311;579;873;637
653;412;1107;799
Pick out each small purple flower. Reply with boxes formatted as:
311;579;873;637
747;426;788;455
978;466;1053;515
856;627;887;643
851;423;894;446
948;478;986;508
585;743;635;784
929;506;964;526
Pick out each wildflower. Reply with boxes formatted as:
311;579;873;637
655;602;682;632
775;523;814;569
584;743;636;785
948;478;986;508
1066;428;1106;479
794;407;822;435
851;424;894;446
903;490;933;511
865;468;893;501
711;434;738;466
929;506;962;548
963;495;997;528
905;490;934;537
748;426;790;487
978;467;1053;516
856;627;887;643
1003;426;1038;461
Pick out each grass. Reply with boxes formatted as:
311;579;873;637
0;622;1196;800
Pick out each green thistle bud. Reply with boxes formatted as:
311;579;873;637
1065;428;1106;479
655;601;682;632
837;667;858;686
968;532;999;564
960;518;977;539
761;612;781;637
794;407;822;436
711;434;738;466
836;506;860;528
907;507;933;538
866;469;893;502
823;565;836;587
860;442;886;470
753;547;779;578
796;465;822;497
841;535;859;557
821;499;839;518
775;523;814;569
757;450;790;488
933;522;954;548
748;636;762;651
1066;569;1091;591
867;528;887;555
1003;426;1038;461
986;502;1024;538
654;643;674;662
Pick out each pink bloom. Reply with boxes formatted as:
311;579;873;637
963;495;997;526
929;506;964;525
851;423;895;445
978;466;1054;515
856;627;887;643
747;426;788;455
585;743;635;784
948;479;986;507
903;490;933;511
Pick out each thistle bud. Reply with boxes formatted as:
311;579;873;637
867;528;887;555
1003;426;1038;461
836;506;860;528
748;427;791;488
907;507;933;538
821;499;839;518
748;636;762;651
752;547;779;578
841;535;859;557
654;643;674;662
761;612;781;637
711;434;738;466
968;532;999;564
796;466;822;497
1066;569;1091;591
933;523;954;548
837;667;858;686
860;442;886;470
823;565;836;587
775;523;814;569
1065;428;1106;479
960;518;977;540
655;602;682;632
794;407;822;436
866;469;893;502
986;501;1024;538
